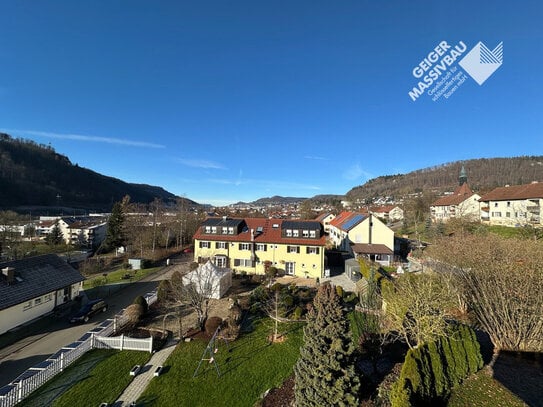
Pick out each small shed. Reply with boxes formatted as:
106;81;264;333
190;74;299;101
128;258;143;270
182;261;232;299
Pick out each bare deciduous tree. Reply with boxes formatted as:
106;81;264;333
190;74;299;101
426;234;543;353
381;272;459;349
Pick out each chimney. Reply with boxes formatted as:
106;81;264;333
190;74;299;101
222;216;228;221
2;267;15;284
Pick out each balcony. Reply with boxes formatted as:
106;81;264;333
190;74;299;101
527;206;540;214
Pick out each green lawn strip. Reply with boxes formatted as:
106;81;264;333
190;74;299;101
19;349;150;407
139;319;304;407
83;267;161;289
447;369;527;407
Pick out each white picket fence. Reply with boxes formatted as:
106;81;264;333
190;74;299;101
92;334;153;353
0;289;158;407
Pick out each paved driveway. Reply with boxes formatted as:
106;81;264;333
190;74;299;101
0;264;185;387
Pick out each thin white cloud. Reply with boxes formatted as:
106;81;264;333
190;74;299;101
304;155;329;161
1;128;165;149
343;163;372;181
176;158;227;170
207;177;320;191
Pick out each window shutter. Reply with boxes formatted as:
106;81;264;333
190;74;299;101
239;243;242;250
306;247;309;254
263;244;267;251
199;241;203;248
297;247;300;253
316;247;320;254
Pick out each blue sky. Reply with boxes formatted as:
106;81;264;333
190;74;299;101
1;1;542;205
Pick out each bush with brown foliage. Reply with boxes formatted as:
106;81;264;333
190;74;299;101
205;316;223;336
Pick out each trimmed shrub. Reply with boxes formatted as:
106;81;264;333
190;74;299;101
390;325;483;406
157;279;172;302
133;295;149;314
292;306;303;320
124;303;144;329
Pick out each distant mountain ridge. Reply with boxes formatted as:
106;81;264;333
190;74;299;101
0;133;197;211
346;156;543;202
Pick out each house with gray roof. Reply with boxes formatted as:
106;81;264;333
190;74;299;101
0;254;85;334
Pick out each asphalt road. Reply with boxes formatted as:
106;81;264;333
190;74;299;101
0;263;183;387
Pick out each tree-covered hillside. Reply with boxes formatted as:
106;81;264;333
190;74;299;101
0;133;185;211
347;157;543;202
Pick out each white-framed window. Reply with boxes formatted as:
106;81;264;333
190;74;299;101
506;212;511;218
309;230;316;238
286;229;292;237
34;297;42;306
302;230;309;237
285;262;295;275
256;243;267;251
234;258;253;267
239;243;251;250
288;245;299;253
306;247;319;255
222;227;228;234
44;293;53;302
23;301;32;310
492;212;502;217
199;241;211;248
214;256;227;268
216;242;227;249
228;227;234;235
205;226;211;233
293;230;299;237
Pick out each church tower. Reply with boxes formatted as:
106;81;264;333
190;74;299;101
459;165;468;186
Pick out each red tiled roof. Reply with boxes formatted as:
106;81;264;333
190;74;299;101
352;243;393;255
329;211;366;231
431;183;476;206
479;182;543;202
193;217;326;246
371;205;396;213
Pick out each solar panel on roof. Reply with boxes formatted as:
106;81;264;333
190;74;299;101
341;214;365;231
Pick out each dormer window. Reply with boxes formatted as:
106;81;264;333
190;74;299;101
310;230;316;238
222;227;228;234
302;230;309;237
205;226;211;233
293;230;299;237
286;229;292;237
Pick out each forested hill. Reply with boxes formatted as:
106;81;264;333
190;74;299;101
347;156;543;201
0;134;185;211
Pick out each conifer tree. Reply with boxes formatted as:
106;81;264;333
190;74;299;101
46;221;64;246
294;283;360;406
103;200;126;251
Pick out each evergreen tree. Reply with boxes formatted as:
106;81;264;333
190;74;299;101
46;222;64;245
294;283;360;406
103;201;126;251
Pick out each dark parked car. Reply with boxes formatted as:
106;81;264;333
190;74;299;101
69;299;108;323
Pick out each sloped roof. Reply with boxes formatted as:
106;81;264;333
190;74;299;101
329;211;366;231
479;182;543;202
431;183;476;206
352;243;393;255
187;261;231;280
315;212;334;222
193;217;326;246
0;254;85;311
371;205;397;213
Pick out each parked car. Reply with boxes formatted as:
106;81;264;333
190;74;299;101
69;299;108;323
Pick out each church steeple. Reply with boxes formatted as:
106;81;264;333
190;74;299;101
459;165;467;186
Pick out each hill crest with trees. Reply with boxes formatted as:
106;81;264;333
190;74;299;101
346;156;543;202
0;133;197;211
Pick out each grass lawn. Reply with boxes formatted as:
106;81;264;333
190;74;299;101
83;266;161;289
139;318;304;407
447;369;527;407
19;349;151;407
